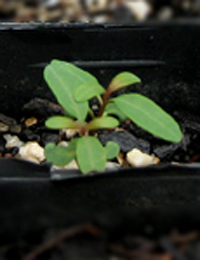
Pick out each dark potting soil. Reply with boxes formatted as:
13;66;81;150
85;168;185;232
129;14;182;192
0;97;200;165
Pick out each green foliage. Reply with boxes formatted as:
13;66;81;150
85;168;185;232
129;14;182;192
105;103;127;122
75;80;105;102
45;139;77;166
105;141;120;160
44;59;183;174
44;60;91;122
113;94;183;143
87;117;119;131
108;72;141;93
45;116;79;130
76;136;106;174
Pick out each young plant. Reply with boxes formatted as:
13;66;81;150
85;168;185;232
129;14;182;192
44;60;183;174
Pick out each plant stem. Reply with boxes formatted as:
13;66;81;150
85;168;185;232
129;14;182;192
80;125;88;136
98;90;111;117
96;95;103;105
88;108;95;119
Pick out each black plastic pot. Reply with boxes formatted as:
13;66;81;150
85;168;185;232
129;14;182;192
1;22;200;245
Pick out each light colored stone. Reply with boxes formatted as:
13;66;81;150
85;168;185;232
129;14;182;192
19;142;45;164
86;0;109;13
24;117;38;128
51;159;79;170
0;122;9;132
4;134;24;148
106;161;120;169
126;148;160;167
124;0;152;21
157;7;173;20
61;129;79;139
9;124;22;134
58;141;69;147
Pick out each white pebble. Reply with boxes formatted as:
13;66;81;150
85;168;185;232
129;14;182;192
0;122;9;132
51;159;78;170
124;0;152;21
19;142;45;164
61;129;79;139
58;141;69;147
86;0;108;13
4;134;24;148
126;148;160;167
106;162;120;169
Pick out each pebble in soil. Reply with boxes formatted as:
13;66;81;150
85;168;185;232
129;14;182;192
22;98;64;119
0;100;200;166
127;148;160;167
98;130;150;154
18;141;45;164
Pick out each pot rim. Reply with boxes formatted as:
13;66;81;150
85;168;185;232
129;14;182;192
1;158;200;181
1;19;200;30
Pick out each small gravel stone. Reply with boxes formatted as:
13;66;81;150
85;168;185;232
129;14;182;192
126;148;160;167
5;147;19;157
51;159;78;170
23;98;64;118
0;135;6;153
19;142;45;163
40;132;59;146
61;129;79;139
0;113;17;126
124;0;152;21
9;124;22;134
98;131;150;153
19;129;40;142
24;117;38;128
58;141;69;147
4;134;24;148
106;162;120;170
0;122;9;132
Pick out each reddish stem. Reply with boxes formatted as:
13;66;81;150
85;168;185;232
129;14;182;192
80;126;88;136
98;89;111;117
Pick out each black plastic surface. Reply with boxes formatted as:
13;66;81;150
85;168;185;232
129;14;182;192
0;22;200;241
0;22;200;118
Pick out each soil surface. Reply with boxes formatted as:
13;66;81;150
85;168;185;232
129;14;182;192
0;97;199;168
0;0;200;23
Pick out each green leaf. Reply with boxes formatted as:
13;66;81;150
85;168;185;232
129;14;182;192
87;116;119;131
105;141;120;159
76;136;106;174
114;94;183;143
109;72;141;93
45;116;79;130
44;60;97;121
105;103;127;122
75;80;105;102
45;139;77;166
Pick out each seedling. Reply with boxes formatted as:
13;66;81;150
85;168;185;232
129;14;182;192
44;60;183;174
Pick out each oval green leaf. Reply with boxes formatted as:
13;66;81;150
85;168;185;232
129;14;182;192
87;116;119;131
45;140;77;166
114;94;183;143
76;136;106;174
105;141;120;160
109;72;141;93
45;116;79;130
44;60;95;121
75;80;105;102
105;102;127;122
